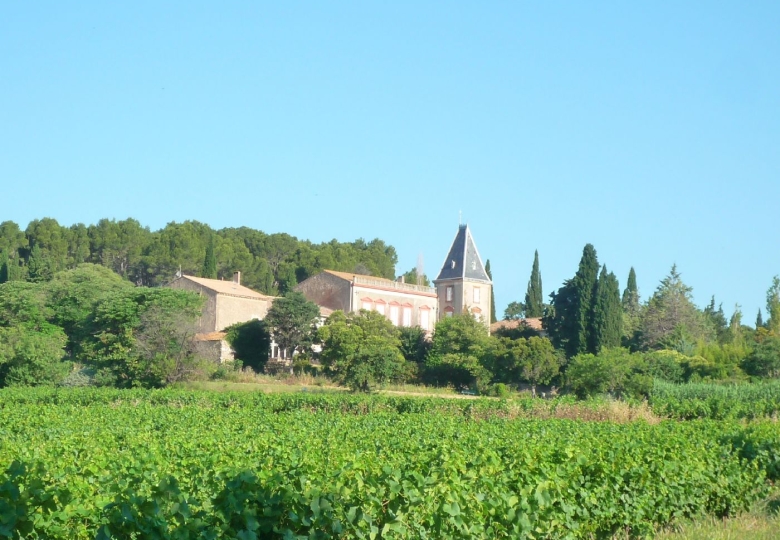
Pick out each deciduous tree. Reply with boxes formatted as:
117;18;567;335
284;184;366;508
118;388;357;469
263;291;320;359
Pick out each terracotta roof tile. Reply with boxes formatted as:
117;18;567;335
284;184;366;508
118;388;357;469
195;332;227;342
490;317;544;333
179;275;274;300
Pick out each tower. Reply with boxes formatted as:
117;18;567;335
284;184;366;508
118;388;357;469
433;224;492;330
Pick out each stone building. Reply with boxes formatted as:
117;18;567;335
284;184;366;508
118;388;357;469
168;272;276;361
433;224;492;329
295;270;439;332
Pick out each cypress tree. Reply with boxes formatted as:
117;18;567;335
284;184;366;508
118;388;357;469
591;265;623;353
524;250;544;318
485;259;497;324
622;267;638;308
0;251;8;284
756;308;764;329
571;244;600;356
202;237;217;279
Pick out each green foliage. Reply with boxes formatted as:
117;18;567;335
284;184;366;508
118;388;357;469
756;308;764;329
545;244;600;358
766;276;780;333
201;236;217;279
224;319;271;373
263;291;320;358
742;335;780;378
524;250;544;318
566;348;651;399
493;336;562;390
0;389;777;538
401;266;430;287
0;326;69;387
650;379;780;420
640;265;712;350
425;314;493;390
397;325;430;365
83;288;204;387
590;265;622;353
485;259;497;324
319;310;407;391
704;296;729;343
643;350;686;383
503;301;525;320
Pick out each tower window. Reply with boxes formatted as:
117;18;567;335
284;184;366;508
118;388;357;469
446;286;453;302
473;287;481;303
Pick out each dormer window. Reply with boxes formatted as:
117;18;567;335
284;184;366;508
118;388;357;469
450;260;456;269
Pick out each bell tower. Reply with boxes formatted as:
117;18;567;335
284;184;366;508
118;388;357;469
433;224;492;331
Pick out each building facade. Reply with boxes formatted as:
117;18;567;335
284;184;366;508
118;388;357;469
295;270;439;332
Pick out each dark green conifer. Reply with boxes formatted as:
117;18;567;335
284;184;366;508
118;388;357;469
202;237;217;279
485;259;497;324
571;244;600;356
756;308;764;329
0;251;8;283
524;250;544;318
591;265;623;353
622;267;638;308
27;243;51;282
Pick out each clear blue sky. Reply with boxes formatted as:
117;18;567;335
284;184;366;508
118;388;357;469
2;2;778;321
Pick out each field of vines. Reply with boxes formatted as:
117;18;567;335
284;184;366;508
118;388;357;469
1;389;779;539
649;380;780;420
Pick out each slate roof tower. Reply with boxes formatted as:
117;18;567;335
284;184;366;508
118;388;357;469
433;224;492;331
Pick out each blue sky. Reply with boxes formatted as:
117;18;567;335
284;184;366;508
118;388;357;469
2;2;778;321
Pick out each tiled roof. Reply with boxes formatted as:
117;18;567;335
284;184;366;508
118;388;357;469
179;275;273;300
435;225;491;283
490;317;544;333
323;269;394;283
195;332;227;342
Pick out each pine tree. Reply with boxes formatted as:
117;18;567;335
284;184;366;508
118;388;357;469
202;237;217;279
590;266;623;353
524;250;544;318
756;308;764;329
27;243;51;282
485;259;497;324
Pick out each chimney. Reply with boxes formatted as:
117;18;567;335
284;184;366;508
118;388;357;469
397;276;405;284
233;271;241;285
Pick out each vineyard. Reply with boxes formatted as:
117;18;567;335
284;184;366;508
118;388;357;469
1;388;779;538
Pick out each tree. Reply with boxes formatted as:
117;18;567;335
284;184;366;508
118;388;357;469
756;309;765;329
639;265;711;350
82;288;204;387
742;335;780;378
318;310;406;391
0;251;8;284
263;291;320;359
45;264;133;357
590;266;622;353
503;301;526;320
524;250;544;318
566;348;651;399
703;296;728;343
202;237;217;279
485;259;497;324
425;314;494;390
766;276;780;333
492;336;562;393
401;267;430;287
27;243;53;283
224;319;271;373
621;267;641;347
0;325;69;387
544;244;599;357
132;306;207;387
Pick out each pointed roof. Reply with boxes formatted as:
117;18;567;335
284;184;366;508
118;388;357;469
435;225;491;283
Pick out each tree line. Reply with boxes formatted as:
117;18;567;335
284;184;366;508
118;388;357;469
0;218;398;294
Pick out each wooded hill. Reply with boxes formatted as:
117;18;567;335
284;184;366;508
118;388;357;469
0;218;398;295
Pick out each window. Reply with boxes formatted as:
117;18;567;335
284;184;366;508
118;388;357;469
444;306;455;318
402;306;412;327
419;308;430;330
472;307;482;322
376;302;386;316
446;286;453;302
445;310;453;318
389;305;400;326
473;287;481;304
361;301;373;311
